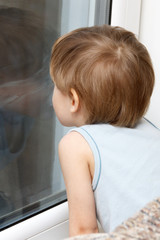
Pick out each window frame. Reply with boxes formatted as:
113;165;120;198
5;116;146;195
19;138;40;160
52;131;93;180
1;201;69;240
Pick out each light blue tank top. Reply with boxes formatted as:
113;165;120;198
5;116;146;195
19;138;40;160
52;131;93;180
70;118;160;232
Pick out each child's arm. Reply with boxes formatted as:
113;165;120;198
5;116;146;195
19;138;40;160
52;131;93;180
58;131;98;237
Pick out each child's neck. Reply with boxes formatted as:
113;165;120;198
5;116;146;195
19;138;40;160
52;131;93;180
71;107;88;127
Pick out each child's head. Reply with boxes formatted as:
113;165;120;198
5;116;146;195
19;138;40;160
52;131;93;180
50;25;155;127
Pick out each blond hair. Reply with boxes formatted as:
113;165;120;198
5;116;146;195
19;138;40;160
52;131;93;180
50;25;155;127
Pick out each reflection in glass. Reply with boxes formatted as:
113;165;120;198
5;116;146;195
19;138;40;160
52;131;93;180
0;1;67;230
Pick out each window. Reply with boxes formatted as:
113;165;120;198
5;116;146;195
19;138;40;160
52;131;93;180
0;0;67;230
0;0;112;236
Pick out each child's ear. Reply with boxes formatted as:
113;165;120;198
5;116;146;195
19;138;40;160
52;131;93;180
69;88;80;113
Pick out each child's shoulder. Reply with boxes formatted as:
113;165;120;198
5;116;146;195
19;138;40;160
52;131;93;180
58;129;95;185
58;130;93;163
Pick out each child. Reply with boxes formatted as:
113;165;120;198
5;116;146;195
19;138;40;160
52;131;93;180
50;25;160;237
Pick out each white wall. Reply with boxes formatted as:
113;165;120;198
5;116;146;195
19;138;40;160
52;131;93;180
139;0;160;128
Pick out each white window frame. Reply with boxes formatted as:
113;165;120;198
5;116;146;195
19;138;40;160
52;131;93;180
111;0;142;37
0;202;69;240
